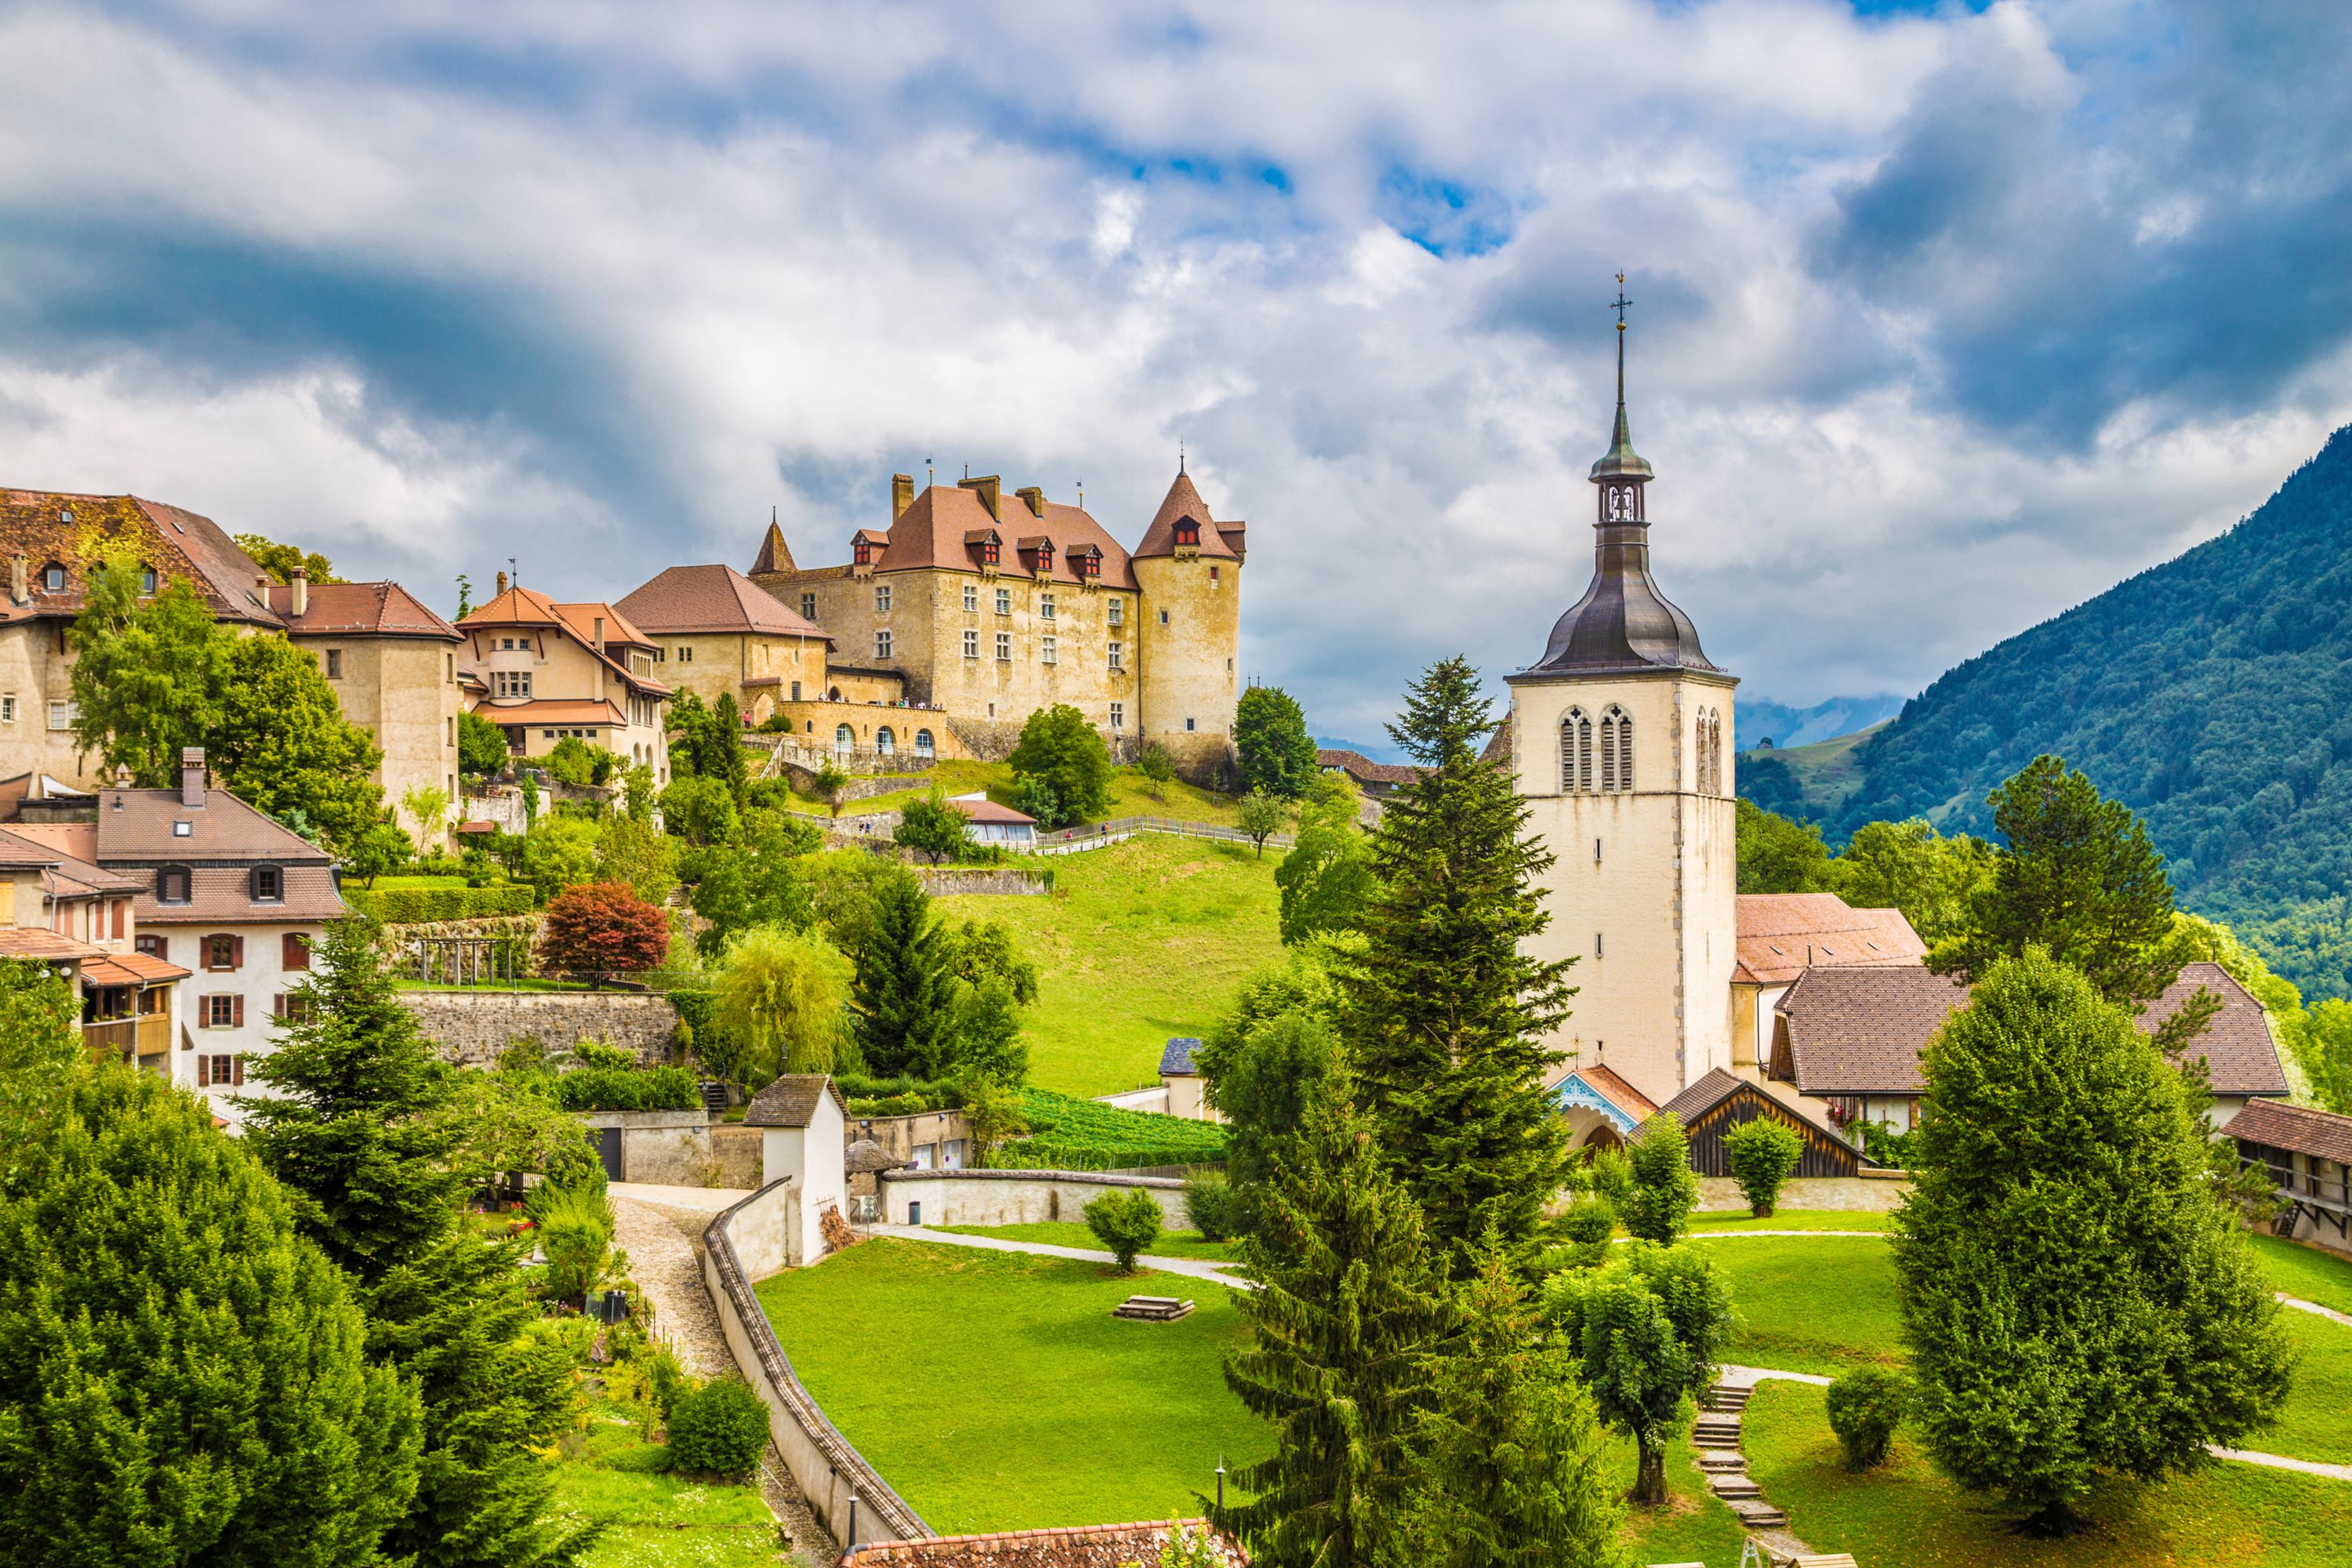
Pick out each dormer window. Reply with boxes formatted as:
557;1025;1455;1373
40;562;66;593
252;866;284;902
853;537;877;566
1172;520;1200;548
157;866;191;904
1076;551;1101;579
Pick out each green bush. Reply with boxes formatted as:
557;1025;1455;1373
665;1377;771;1479
1723;1116;1806;1217
529;1182;614;1301
1182;1171;1245;1241
347;882;533;924
1620;1112;1700;1243
553;1064;700;1112
1825;1367;1911;1471
1083;1187;1165;1271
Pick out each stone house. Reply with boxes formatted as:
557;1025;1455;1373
0;488;456;833
745;1073;849;1267
612;562;833;723
0;820;187;1073
459;578;672;781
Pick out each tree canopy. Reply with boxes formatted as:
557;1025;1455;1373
1007;703;1112;827
1235;684;1319;800
236;532;343;583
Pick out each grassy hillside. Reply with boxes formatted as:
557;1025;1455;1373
1736;720;1887;822
798;757;1245;827
935;834;1281;1097
1750;424;2352;997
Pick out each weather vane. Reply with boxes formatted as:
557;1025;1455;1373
1611;272;1632;331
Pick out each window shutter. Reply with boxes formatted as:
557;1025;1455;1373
283;932;308;970
230;995;245;1028
196;1054;210;1087
231;1055;244;1087
230;935;245;970
272;994;285;1018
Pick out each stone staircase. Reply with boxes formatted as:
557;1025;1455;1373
1697;1384;1787;1529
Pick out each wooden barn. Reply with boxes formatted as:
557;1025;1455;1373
1649;1068;1872;1178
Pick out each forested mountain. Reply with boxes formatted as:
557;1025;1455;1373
1737;693;1903;751
1805;424;2352;997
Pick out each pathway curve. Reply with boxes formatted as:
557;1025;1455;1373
2278;1293;2352;1328
860;1222;1253;1285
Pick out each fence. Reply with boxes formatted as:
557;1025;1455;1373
1030;815;1296;852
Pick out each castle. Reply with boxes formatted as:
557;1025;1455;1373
717;468;1247;781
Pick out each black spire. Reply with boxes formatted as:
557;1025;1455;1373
1526;275;1715;675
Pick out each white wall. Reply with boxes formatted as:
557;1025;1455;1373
160;920;324;1131
880;1170;1189;1229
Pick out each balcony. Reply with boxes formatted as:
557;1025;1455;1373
85;1013;172;1066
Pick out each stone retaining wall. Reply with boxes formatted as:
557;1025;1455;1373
1697;1171;1911;1214
702;1184;930;1552
579;1109;713;1186
395;990;681;1066
878;1167;1189;1229
710;1124;764;1190
914;867;1046;896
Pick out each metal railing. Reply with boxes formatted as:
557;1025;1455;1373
1030;815;1296;851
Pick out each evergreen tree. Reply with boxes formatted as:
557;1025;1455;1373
1932;756;2181;1007
1893;949;2291;1531
1396;1236;1628;1568
245;914;462;1277
1340;658;1574;1271
847;867;951;1076
1234;684;1319;800
1214;1091;1447;1568
0;1065;422;1567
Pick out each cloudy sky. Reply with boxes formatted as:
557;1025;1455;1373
2;0;2348;740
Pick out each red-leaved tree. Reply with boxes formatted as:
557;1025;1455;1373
537;880;670;987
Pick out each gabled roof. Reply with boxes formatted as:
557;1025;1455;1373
2;823;142;896
268;580;459;641
1652;1066;1858;1158
93;786;332;864
743;1073;848;1127
2230;1098;2352;1166
0;488;282;626
1160;1037;1201;1076
842;1520;1244;1568
1132;471;1244;562
1316;748;1417;788
460;584;670;696
615;564;833;641
2151;963;2292;1098
947;793;1036;826
835;484;1142;589
1733;893;1926;985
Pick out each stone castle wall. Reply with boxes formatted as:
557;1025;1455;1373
394;990;680;1066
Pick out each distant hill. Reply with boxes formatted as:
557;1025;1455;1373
1805;424;2352;998
1737;694;1904;752
1737;722;1889;821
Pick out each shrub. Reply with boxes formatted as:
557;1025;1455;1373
538;880;670;984
1826;1367;1911;1471
1723;1116;1806;1217
1620;1112;1700;1244
529;1182;614;1301
1183;1171;1246;1241
554;1064;701;1112
1083;1188;1164;1271
1552;1193;1617;1269
664;1377;770;1479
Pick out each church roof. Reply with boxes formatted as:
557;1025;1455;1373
1132;470;1244;562
1733;894;1926;985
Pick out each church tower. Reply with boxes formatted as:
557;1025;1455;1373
1504;283;1737;1109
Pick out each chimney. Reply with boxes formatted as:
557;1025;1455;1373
9;556;23;605
593;615;605;652
181;748;206;809
291;566;309;618
959;474;1002;521
1016;486;1046;517
891;473;915;519
256;573;272;608
495;570;510;597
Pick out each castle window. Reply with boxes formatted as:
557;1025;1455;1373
995;633;1011;662
680;646;694;663
1561;708;1593;793
852;538;877;566
802;593;818;619
1185;717;1196;732
834;724;854;753
1109;702;1123;730
1040;593;1055;620
1210;567;1220;590
915;728;935;759
963;630;979;659
1107;599;1124;626
875;631;892;659
1158;609;1170;625
1174;520;1200;547
1106;641;1123;671
995;588;1011;615
876;727;895;756
1599;705;1633;793
0;695;13;724
1041;635;1057;666
964;584;978;612
876;585;891;612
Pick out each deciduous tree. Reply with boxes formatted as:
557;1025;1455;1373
210;632;387;850
1275;774;1375;945
1893;949;2291;1531
537;880;671;985
1544;1242;1732;1506
1722;1116;1804;1218
1236;787;1292;858
715;924;855;1081
1735;797;1835;894
1009;702;1112;826
1618;1113;1700;1244
1136;742;1176;801
896;791;971;863
1235;684;1318;800
459;710;511;779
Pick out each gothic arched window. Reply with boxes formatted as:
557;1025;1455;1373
1600;705;1633;793
1560;708;1593;793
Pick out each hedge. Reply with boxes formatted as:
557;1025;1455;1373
347;884;535;924
554;1064;701;1113
991;1088;1229;1171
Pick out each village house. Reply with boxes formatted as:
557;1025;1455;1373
2230;1098;2352;1258
0;488;459;841
459;576;672;782
744;466;1245;782
0;819;187;1073
612;562;833;723
947;791;1037;848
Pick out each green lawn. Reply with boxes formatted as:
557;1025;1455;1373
931;1221;1239;1264
935;835;1281;1097
754;1239;1269;1534
824;760;1246;829
1686;1209;1896;1233
1609;1428;1749;1566
1703;1236;1907;1377
2250;1235;2352;1316
547;1390;781;1568
2262;1312;2352;1467
1744;1378;2352;1568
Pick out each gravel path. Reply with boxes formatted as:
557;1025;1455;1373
610;1198;839;1567
2278;1292;2352;1329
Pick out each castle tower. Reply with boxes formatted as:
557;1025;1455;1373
1504;287;1737;1109
1130;464;1245;785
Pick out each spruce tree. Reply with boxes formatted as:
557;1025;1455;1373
1893;949;2291;1531
1214;1091;1448;1568
1341;657;1574;1271
0;1065;421;1566
848;867;950;1076
1396;1234;1628;1568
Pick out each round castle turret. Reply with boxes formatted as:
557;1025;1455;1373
1130;466;1245;786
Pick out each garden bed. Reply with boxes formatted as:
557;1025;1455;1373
992;1088;1229;1171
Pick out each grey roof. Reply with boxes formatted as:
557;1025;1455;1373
743;1073;847;1127
844;1138;908;1174
93;786;332;864
1159;1037;1201;1076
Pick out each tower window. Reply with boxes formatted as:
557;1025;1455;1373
1595;932;1604;958
1107;599;1124;626
964;584;978;612
1600;705;1633;793
1174;520;1200;547
1158;609;1170;625
1107;641;1123;671
1209;567;1220;589
1561;708;1593;793
875;631;892;659
1040;593;1055;620
1185;717;1196;732
1109;702;1123;730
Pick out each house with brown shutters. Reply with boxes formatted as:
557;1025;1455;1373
84;749;344;1128
0;819;187;1073
1767;960;2292;1143
459;577;673;782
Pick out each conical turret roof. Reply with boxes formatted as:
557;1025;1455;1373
1133;469;1243;561
749;519;796;577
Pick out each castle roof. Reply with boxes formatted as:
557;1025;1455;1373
840;484;1140;590
615;564;833;641
750;520;797;576
1132;470;1245;562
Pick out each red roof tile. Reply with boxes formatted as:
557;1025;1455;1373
0;489;284;628
83;952;191;985
615;564;833;641
1733;894;1926;985
1133;472;1243;562
267;580;459;640
0;927;104;962
2230;1098;2352;1166
811;485;1141;590
474;699;630;728
948;795;1036;826
1316;748;1418;788
461;584;670;695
